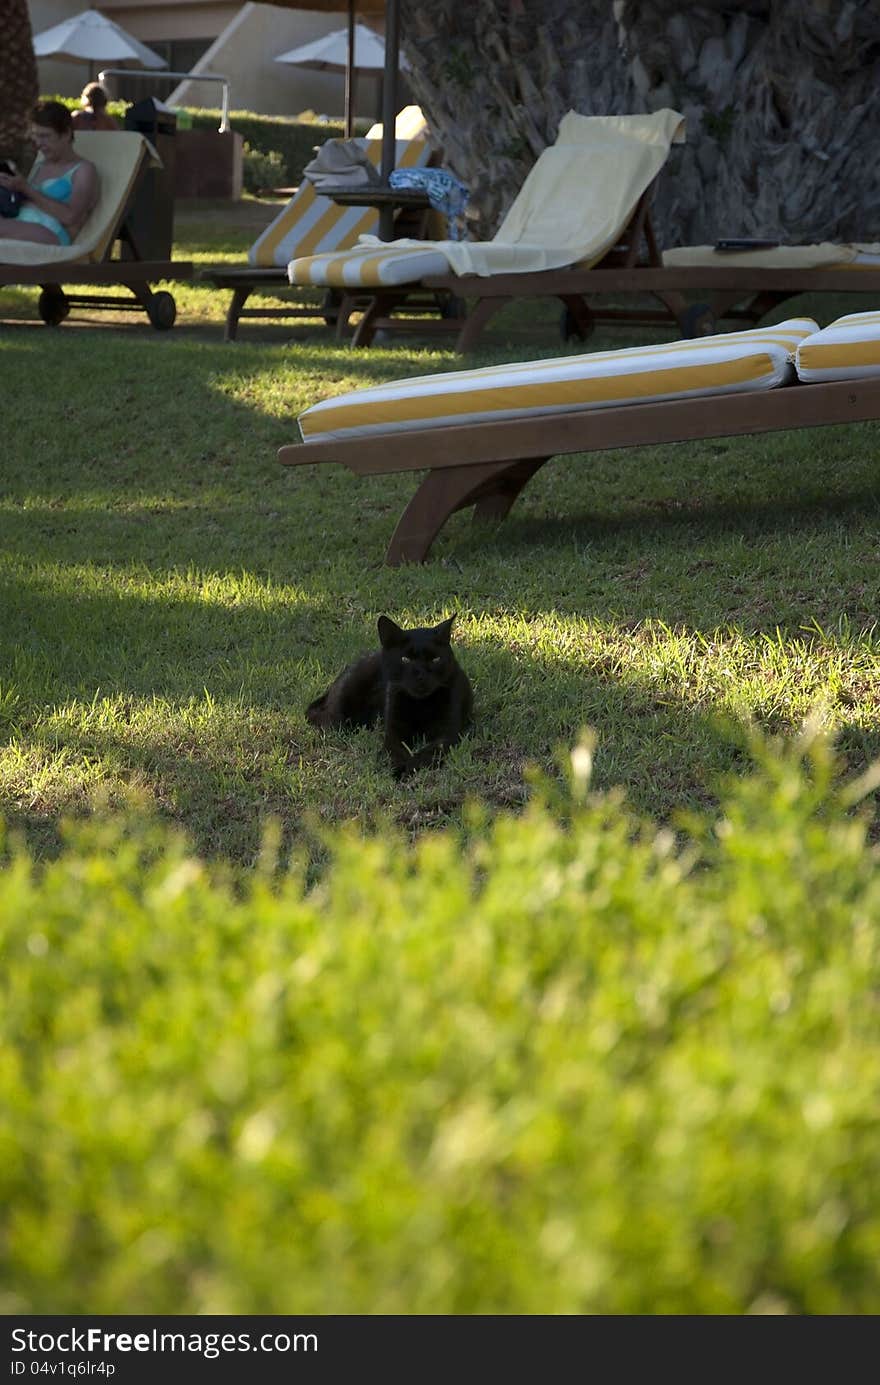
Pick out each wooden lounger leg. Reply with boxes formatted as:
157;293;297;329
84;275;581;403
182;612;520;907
471;456;549;524
225;286;251;342
351;291;404;347
453;296;512;352
718;288;794;325
646;289;712;337
558;294;595;341
335;293;357;340
698;289;794;329
385;457;548;565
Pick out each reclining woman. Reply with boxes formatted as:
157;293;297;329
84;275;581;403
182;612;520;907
0;100;98;246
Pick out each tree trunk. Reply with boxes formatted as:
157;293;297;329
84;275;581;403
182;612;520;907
400;0;630;235
400;0;880;247
617;0;880;245
0;0;39;165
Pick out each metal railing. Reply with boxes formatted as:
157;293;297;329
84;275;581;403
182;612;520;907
97;69;232;132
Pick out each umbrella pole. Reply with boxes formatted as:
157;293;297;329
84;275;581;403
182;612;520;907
344;0;355;138
379;0;399;239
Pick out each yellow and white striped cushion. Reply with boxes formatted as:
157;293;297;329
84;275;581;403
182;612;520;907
249;137;432;268
795;310;880;383
289;241;449;288
298;319;817;442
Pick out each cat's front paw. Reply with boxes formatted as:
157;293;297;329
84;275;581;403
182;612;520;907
392;745;443;779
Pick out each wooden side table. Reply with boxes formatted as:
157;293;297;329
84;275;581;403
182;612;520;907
319;185;432;240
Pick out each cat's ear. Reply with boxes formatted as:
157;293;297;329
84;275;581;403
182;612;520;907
434;614;455;642
377;615;404;648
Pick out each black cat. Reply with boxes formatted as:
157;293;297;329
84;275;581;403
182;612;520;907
307;615;473;778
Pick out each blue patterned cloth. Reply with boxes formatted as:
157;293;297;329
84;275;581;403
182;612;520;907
389;167;470;240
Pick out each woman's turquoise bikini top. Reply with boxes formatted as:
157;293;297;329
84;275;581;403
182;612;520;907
17;161;82;246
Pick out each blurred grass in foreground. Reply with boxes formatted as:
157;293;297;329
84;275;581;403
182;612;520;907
2;729;879;1313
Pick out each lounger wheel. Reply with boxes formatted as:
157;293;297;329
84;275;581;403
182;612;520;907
147;291;177;331
559;303;595;342
678;302;716;338
38;288;70;327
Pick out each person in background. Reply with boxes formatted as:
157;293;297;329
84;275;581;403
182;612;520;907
71;82;120;131
0;100;98;245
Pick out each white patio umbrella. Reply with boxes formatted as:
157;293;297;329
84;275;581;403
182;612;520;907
32;9;167;72
275;21;408;134
267;0;405;235
275;22;405;75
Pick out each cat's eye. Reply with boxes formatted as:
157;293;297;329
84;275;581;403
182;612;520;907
431;656;442;665
400;655;412;664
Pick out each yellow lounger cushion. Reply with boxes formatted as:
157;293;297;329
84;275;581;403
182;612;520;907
795;310;880;382
248;137;432;268
298;319;818;443
289;241;449;288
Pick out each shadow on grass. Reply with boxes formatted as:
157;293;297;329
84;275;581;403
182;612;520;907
487;482;880;570
0;286;477;363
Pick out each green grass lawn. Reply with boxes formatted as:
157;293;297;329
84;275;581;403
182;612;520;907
4;198;880;1316
2;198;879;864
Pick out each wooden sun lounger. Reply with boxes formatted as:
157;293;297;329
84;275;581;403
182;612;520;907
196;265;342;342
339;227;880;352
197;265;452;343
0;155;192;330
540;263;880;340
338;185;674;350
279;376;880;565
416;264;880;348
0;251;193;329
198;159;439;341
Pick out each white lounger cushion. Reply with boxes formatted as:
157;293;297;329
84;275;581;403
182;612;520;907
795;311;880;382
297;319;818;443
